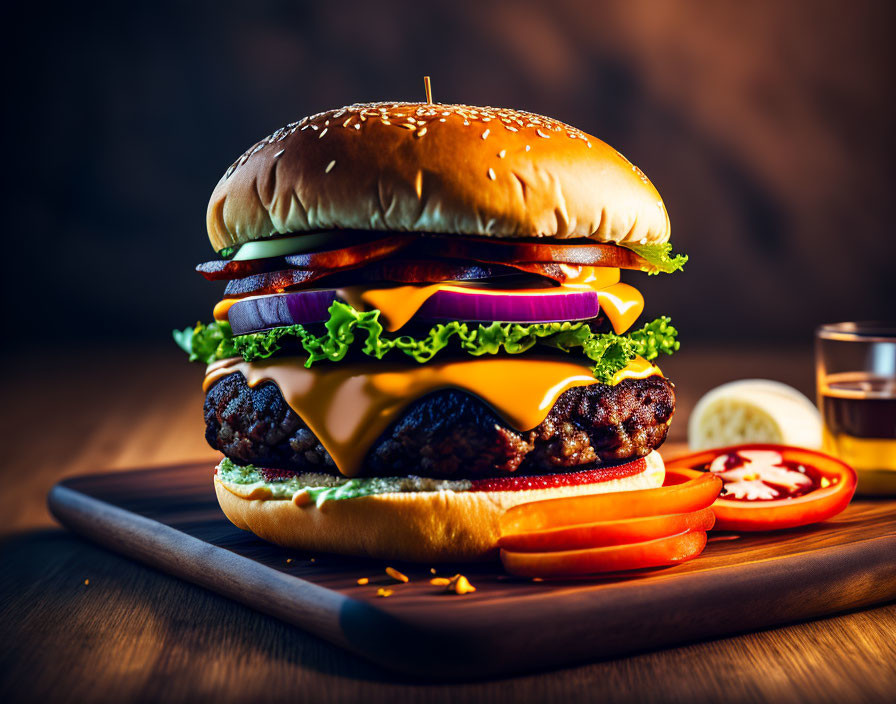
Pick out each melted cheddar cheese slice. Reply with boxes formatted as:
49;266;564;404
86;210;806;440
214;266;644;334
204;354;661;477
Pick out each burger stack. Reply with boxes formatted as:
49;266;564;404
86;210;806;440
176;101;687;562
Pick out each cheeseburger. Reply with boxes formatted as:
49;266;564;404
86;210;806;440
175;100;687;562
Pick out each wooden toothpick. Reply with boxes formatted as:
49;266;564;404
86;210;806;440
423;76;433;104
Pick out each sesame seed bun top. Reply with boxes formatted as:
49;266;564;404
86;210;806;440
206;102;670;254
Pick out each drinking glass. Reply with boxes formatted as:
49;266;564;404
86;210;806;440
816;322;896;495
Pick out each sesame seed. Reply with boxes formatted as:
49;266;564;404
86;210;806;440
498;149;506;158
376;588;394;598
639;237;648;244
487;168;496;180
356;577;369;585
525;145;531;152
325;160;336;173
238;104;596;178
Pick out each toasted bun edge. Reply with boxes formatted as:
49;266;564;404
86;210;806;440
214;451;665;562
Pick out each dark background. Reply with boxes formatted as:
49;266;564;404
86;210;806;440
5;0;895;346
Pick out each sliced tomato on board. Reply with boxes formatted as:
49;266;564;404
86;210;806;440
499;472;722;535
501;531;708;578
664;444;857;531
498;471;721;578
498;507;715;552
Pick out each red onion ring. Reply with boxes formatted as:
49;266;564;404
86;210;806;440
228;287;600;335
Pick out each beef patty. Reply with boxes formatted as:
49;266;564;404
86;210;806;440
204;371;675;479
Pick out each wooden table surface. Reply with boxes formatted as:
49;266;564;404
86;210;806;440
1;344;894;703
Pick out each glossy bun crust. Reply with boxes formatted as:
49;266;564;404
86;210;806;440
214;451;665;562
207;102;670;252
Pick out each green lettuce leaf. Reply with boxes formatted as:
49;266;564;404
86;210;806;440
216;457;473;504
179;302;679;382
172;320;238;364
621;242;688;275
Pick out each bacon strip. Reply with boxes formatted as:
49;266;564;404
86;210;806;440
198;234;648;282
221;259;551;298
197;235;415;281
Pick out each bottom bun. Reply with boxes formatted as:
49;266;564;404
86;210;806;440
215;451;665;563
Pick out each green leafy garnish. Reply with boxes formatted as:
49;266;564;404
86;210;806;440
173;320;238;364
177;302;679;383
621;242;688;275
216;457;472;503
218;246;237;259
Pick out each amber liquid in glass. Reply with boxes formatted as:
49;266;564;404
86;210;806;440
820;373;896;493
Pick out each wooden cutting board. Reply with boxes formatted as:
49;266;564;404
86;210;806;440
48;461;896;679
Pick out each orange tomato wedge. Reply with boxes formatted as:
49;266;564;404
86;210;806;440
663;467;706;484
499;472;722;535
501;531;708;578
498;507;715;552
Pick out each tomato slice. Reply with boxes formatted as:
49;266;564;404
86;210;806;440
665;444;857;531
498;507;715;552
499;472;722;535
501;531;708;577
